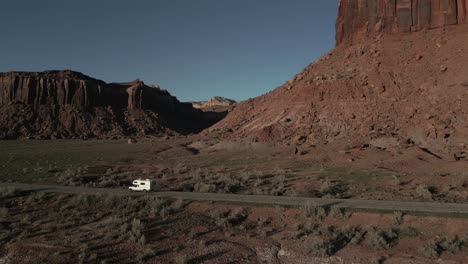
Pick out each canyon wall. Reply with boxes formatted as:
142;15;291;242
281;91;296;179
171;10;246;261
0;71;179;112
0;70;223;139
336;0;468;45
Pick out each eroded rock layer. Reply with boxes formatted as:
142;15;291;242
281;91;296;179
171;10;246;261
336;0;468;45
0;70;222;139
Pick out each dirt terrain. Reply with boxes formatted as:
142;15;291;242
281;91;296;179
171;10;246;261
1;137;466;205
1;188;467;264
4;182;468;215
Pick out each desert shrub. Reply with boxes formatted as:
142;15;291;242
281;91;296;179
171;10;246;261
257;217;271;228
254;177;266;187
0;231;10;244
137;247;156;263
392;174;402;186
65;194;98;210
0;208;8;218
372;256;387;264
188;228;199;240
25;192;47;204
392;211;404;226
102;194;120;208
171;198;185;210
347;227;366;245
319;178;349;198
159;206;174;218
398;227;419;237
199;240;207;247
193;183;217;193
303;201;328;220
415;184;433;200
421;242;440;258
57;166;88;186
365;228;399;250
223;180;242;193
119;218;146;245
20;215;32;225
77;243;90;264
174;255;187;264
57;166;131;188
273;166;286;177
105;168;114;175
0;187;20;198
211;208;248;228
40;222;57;233
440;236;467;253
96;175;121;188
304;236;332;257
268;182;286;196
188;167;203;179
330;207;349;219
258;228;271;238
421;236;468;258
174;163;189;175
178;183;194;192
146;197;168;217
293;222;319;239
299;224;361;254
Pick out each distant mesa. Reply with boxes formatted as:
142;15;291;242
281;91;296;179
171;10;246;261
0;70;225;139
192;96;237;110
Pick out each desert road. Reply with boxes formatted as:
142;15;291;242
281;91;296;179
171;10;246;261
2;182;468;215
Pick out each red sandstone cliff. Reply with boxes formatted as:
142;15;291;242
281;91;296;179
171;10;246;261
336;0;468;45
0;70;223;139
208;1;468;160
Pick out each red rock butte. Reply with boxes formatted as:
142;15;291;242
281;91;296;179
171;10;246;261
208;0;468;160
336;0;468;45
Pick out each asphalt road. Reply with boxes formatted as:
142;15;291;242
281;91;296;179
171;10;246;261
2;182;468;215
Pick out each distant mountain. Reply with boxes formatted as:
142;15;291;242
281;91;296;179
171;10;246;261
0;70;224;139
192;96;236;110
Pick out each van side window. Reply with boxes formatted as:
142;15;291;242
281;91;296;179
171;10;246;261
140;182;145;185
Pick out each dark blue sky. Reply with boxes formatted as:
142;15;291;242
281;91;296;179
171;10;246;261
0;0;338;102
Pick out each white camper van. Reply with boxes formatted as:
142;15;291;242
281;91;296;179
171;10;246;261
129;179;156;192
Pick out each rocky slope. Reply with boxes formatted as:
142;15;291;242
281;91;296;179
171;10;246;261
208;0;468;161
0;70;222;139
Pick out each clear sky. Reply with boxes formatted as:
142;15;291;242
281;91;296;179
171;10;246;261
0;0;338;102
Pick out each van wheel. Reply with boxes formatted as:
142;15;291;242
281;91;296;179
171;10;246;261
144;190;148;193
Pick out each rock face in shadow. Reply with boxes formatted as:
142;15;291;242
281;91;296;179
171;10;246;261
0;70;223;139
336;0;468;45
